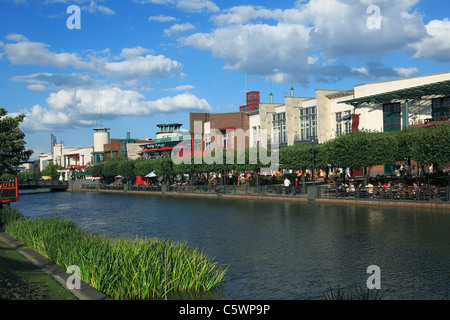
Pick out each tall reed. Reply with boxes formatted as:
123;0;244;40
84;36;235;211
2;212;227;300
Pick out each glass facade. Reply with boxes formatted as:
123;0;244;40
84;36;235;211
383;103;401;132
335;110;351;136
300;107;317;141
432;97;450;120
272;112;286;145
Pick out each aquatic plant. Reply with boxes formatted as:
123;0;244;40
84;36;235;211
323;286;383;300
3;213;227;300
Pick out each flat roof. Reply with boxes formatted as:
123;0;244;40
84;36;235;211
339;79;450;105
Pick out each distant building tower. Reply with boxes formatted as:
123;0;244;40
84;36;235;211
270;92;273;104
290;87;294;97
240;91;260;112
92;127;110;164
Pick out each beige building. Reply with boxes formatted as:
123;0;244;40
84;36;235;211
189;71;450;159
249;71;450;148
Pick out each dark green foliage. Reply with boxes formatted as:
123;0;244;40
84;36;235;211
0;108;33;175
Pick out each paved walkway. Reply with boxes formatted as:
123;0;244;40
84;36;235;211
0;229;110;300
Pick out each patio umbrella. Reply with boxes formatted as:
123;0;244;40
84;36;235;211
145;172;157;178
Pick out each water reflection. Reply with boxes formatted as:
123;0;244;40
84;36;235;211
13;191;450;300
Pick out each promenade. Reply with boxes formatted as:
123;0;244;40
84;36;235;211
69;178;450;210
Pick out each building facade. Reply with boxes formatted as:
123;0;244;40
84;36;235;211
189;70;450;156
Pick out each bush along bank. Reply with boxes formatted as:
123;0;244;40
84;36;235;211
0;208;228;300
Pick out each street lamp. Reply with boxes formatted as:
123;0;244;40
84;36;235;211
311;138;315;187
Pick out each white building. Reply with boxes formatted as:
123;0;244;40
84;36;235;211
245;71;450;147
52;142;93;170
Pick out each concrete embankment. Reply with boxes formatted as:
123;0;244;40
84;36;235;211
67;180;450;210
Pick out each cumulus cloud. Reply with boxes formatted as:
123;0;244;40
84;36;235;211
12;72;99;90
394;67;420;77
1;36;184;80
410;18;450;62
82;1;115;15
17;87;212;131
2;34;207;131
181;0;428;85
164;22;195;36
149;15;177;22
132;0;219;12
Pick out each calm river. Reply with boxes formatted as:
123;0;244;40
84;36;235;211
14;190;450;300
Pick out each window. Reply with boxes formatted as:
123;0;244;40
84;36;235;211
204;133;211;151
383;103;401;132
335;110;351;137
336;112;342;136
252;126;260;147
272;112;286;144
432;97;450;120
220;130;234;150
300;107;317;141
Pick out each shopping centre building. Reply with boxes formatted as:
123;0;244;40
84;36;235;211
190;71;450;152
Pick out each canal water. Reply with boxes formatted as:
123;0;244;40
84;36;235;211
14;191;450;300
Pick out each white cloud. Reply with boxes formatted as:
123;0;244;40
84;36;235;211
210;5;282;26
12;72;99;89
82;1;115;15
181;1;428;85
1;36;184;81
103;54;183;80
17;87;212;131
394;67;419;77
118;46;152;59
411;18;450;62
26;84;48;91
164;84;195;91
164;22;195;36
176;0;219;13
149;15;177;22
352;67;369;76
132;0;219;12
181;22;311;81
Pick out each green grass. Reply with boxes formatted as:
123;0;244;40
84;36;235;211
1;208;228;300
0;239;77;300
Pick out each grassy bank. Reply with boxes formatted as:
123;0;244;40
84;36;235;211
1;207;77;300
0;208;227;300
0;238;77;300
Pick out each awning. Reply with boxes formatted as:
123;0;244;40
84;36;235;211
339;79;450;106
74;171;91;176
140;147;172;153
138;148;155;153
145;172;157;178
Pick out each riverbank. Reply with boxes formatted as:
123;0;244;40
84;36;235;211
0;229;109;300
0;231;77;300
69;180;450;210
1;207;228;300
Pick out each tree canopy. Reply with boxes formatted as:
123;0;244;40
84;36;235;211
90;124;450;180
0;108;33;175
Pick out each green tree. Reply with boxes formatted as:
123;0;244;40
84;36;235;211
102;157;121;178
91;164;104;178
325;130;398;183
0;108;33;175
134;159;155;176
411;123;450;169
41;162;62;179
117;159;135;178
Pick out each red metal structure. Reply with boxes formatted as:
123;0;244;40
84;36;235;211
240;91;260;112
0;177;19;205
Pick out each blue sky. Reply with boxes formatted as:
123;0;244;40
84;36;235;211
1;0;450;160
